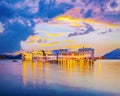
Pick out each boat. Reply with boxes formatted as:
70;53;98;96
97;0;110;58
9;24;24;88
13;59;17;62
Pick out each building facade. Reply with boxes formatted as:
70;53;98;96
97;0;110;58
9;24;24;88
22;48;94;60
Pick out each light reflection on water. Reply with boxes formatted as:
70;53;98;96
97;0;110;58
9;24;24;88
22;59;120;93
0;59;120;95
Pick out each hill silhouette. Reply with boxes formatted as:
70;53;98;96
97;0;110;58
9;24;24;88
103;48;120;59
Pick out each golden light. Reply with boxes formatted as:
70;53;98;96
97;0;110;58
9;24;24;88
40;42;60;47
47;33;65;37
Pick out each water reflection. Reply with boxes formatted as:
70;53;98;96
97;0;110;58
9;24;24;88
22;60;50;86
22;59;94;86
58;59;94;75
0;60;120;95
22;60;120;94
98;61;102;75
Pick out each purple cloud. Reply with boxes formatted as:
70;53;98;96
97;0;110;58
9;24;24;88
68;23;96;37
0;0;120;53
98;29;112;35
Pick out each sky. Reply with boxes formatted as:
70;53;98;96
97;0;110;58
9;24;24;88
0;0;120;56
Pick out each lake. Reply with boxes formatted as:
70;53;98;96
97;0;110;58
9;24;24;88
0;59;120;96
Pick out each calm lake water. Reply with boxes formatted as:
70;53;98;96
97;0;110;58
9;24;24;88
0;59;120;96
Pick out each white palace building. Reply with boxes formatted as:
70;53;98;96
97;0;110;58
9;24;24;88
22;47;94;60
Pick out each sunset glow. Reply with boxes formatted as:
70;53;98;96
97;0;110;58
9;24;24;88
0;0;120;57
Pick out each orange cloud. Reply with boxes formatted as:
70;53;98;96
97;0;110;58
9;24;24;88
24;36;53;44
65;43;89;49
47;33;65;37
65;39;75;43
72;23;81;27
26;36;41;44
54;15;79;23
54;13;120;28
40;41;60;46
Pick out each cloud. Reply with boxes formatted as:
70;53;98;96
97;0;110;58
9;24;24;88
71;0;77;3
54;6;120;27
0;0;74;20
68;23;96;37
34;30;47;34
46;33;65;37
54;15;78;23
98;28;120;35
98;29;112;35
66;44;85;49
0;0;120;54
110;1;119;8
25;36;42;44
0;1;15;20
38;1;74;19
20;35;55;47
106;0;120;12
40;41;60;47
1;0;22;4
0;22;4;33
65;39;74;43
104;13;120;23
84;9;93;18
20;35;54;51
24;35;49;44
59;0;120;23
0;0;38;53
9;17;34;27
0;22;34;53
15;0;40;14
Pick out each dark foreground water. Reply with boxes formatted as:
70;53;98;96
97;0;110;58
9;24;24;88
0;59;120;96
